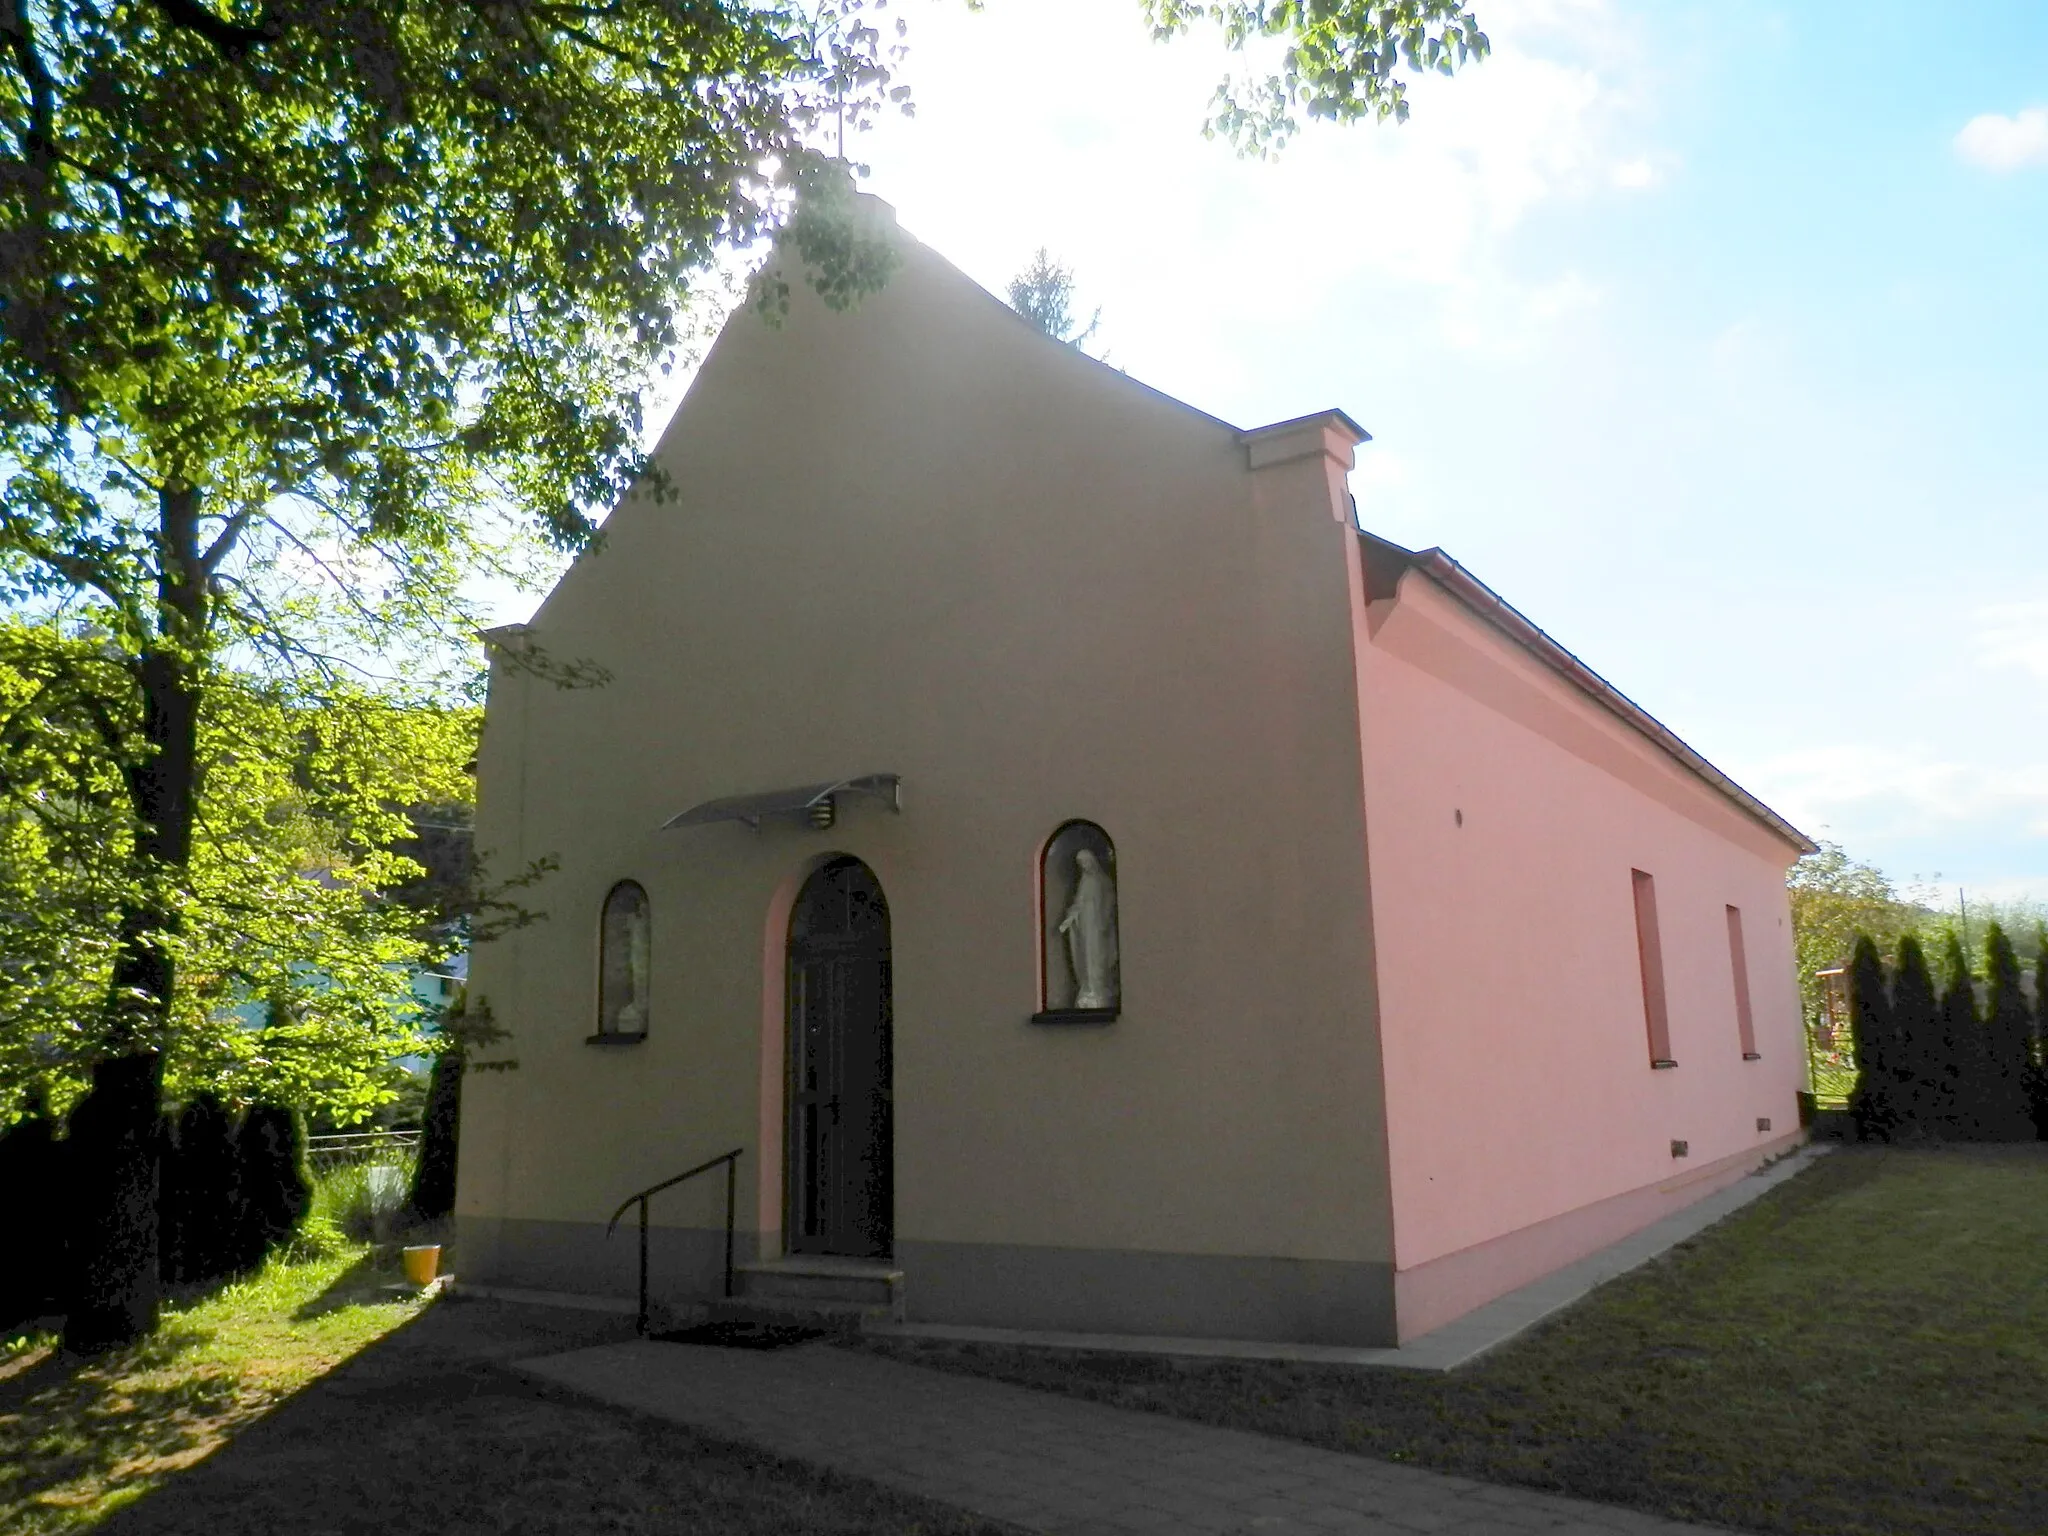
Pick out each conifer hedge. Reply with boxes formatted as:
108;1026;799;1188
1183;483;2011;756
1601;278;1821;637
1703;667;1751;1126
159;1095;244;1285
1938;932;1989;1139
234;1105;313;1270
1839;927;2047;1143
1848;935;1899;1141
1890;935;1942;1134
2031;930;2048;1138
1983;924;2034;1141
0;1091;65;1331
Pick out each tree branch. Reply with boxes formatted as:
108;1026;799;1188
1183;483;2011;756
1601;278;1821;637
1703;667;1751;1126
0;517;151;636
0;0;56;163
199;508;255;575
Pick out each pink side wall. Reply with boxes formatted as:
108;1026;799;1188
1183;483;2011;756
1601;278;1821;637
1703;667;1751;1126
1355;565;1807;1313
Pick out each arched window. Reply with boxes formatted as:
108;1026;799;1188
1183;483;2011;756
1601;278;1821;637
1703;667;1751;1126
1037;822;1119;1021
595;881;651;1040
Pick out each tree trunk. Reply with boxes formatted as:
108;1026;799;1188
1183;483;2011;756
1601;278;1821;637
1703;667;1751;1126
62;484;209;1352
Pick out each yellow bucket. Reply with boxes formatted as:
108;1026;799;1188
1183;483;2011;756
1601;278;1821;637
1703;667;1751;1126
401;1244;441;1287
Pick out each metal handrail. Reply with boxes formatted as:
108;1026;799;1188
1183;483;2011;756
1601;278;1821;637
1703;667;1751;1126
604;1147;744;1335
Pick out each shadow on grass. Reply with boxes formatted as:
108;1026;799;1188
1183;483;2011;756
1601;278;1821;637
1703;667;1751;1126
0;1253;444;1536
7;1268;999;1536
288;1251;407;1322
0;1322;230;1524
84;1299;999;1536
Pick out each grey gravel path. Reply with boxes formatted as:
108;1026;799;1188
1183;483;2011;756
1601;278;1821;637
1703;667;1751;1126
519;1338;1738;1536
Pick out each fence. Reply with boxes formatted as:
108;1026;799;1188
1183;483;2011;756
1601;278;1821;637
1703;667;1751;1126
306;1129;421;1174
306;1130;423;1237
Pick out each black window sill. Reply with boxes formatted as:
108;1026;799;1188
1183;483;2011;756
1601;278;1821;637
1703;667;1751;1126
586;1031;648;1046
1742;1052;1762;1061
1031;1008;1119;1026
1651;1058;1678;1070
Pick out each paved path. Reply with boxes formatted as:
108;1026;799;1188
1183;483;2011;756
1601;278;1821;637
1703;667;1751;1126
520;1339;1735;1536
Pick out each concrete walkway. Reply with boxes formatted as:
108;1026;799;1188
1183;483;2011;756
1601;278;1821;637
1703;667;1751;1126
520;1338;1735;1535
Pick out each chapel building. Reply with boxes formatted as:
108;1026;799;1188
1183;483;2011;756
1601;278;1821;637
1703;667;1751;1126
456;198;1813;1347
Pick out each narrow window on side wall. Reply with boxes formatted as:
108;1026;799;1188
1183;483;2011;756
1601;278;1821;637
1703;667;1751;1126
1632;869;1674;1067
597;880;650;1040
1726;904;1759;1059
1037;822;1119;1021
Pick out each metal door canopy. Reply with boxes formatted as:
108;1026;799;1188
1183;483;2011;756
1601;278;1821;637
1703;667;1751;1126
661;774;902;831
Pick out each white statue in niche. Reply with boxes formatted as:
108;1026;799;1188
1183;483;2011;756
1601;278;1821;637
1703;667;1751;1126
1058;848;1119;1009
613;902;651;1033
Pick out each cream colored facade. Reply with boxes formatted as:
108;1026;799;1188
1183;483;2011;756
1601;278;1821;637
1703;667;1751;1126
457;202;1812;1346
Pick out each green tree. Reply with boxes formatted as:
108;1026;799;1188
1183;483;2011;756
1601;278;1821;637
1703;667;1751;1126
1148;0;1489;149
2;0;1488;1350
1847;934;1898;1142
2;629;477;1120
1982;923;2034;1141
1;625;475;1345
1;0;910;1351
1889;934;1941;1137
1007;249;1102;348
1788;843;1928;1020
0;626;132;1089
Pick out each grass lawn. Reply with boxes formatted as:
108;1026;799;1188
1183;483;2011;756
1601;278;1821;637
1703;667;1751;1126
2;1246;999;1536
858;1146;2048;1536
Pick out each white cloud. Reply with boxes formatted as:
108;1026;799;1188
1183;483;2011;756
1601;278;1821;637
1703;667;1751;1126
1954;106;2048;171
1751;743;2048;842
1976;601;2048;682
856;0;1660;377
1610;156;1660;189
1435;269;1602;354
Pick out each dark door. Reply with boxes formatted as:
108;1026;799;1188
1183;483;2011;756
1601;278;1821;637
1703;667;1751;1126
786;857;893;1259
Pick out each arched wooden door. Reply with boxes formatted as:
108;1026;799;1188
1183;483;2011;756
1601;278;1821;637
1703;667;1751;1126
786;856;893;1259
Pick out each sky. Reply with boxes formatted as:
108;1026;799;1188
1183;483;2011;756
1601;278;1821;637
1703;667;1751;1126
564;0;2048;906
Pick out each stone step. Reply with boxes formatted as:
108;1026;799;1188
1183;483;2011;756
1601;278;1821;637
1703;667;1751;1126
733;1256;904;1313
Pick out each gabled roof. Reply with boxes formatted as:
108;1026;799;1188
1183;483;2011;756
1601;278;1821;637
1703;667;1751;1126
1359;529;1816;855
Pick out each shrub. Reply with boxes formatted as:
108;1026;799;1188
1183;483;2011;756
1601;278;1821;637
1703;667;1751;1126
407;1048;461;1223
312;1157;415;1244
234;1105;313;1269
